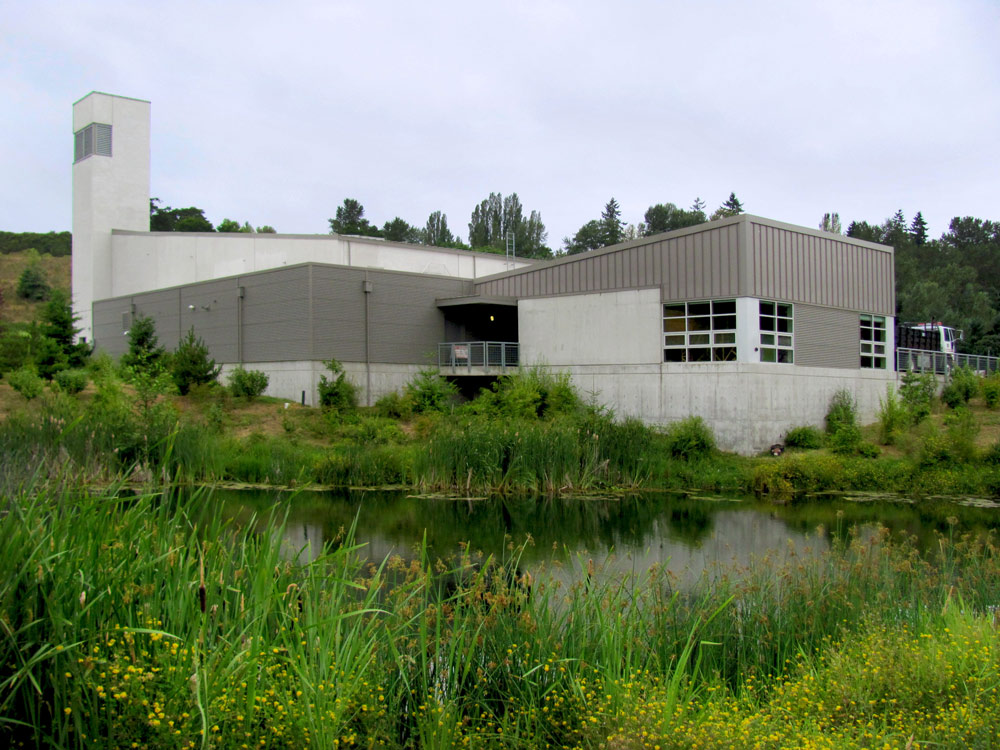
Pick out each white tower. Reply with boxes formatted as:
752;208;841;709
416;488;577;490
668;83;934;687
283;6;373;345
72;92;150;341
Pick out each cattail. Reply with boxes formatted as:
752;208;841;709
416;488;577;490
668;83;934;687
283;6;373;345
198;551;206;614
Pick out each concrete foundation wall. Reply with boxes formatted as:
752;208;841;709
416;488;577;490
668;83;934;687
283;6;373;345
109;232;526;299
219;361;424;407
519;288;662;366
524;362;895;454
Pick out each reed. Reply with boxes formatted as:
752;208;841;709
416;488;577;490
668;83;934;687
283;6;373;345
4;483;1000;747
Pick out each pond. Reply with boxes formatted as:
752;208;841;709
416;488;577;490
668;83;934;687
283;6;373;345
210;488;1000;586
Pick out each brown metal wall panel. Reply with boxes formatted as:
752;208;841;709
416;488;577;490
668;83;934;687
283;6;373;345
795;303;860;369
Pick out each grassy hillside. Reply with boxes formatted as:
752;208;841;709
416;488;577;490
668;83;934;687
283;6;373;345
0;249;71;324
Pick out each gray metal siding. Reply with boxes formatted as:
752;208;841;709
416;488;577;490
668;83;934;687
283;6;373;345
794;303;860;369
133;289;182;349
749;221;893;315
473;223;741;300
180;279;240;364
92;300;133;357
241;267;312;362
366;273;468;364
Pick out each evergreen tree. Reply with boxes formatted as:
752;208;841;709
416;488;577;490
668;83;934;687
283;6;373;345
600;197;624;246
122;315;166;370
171;328;220;395
691;197;706;213
40;289;91;369
16;263;50;301
910;211;929;246
382;217;421;243
710;192;745;220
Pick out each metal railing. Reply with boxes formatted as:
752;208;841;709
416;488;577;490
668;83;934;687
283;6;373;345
438;341;519;372
896;347;1000;375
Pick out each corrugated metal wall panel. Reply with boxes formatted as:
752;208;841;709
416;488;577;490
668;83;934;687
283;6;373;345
242;268;311;361
134;289;181;349
181;279;240;363
795;303;861;369
749;220;893;315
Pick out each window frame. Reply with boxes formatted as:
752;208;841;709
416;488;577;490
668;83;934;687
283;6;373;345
759;300;794;363
663;299;738;363
860;314;887;369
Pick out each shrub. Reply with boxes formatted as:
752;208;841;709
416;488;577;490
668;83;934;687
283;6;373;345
982;373;1000;409
663;416;716;460
228;367;269;400
53;368;88;395
944;406;979;463
7;366;43;400
405;369;458;414
784;425;823;450
828;423;863;455
900;369;936;424
877;384;907;445
942;366;978;408
373;390;413;420
317;359;358;412
825;389;857;435
171;328;220;395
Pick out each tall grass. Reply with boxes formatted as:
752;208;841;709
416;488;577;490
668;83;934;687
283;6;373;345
3;484;1000;747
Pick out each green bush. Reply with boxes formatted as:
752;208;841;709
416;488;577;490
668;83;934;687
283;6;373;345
53;368;89;395
373;390;413;420
171;328;220;395
900;369;937;424
942;366;979;409
825;389;857;435
663;416;716;460
405;369;458;414
228;367;269;400
317;359;358;412
828;423;863;455
944;406;979;463
784;425;823;449
7;366;43;400
982;374;1000;409
877;384;907;445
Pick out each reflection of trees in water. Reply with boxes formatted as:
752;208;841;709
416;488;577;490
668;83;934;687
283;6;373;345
209;488;1000;584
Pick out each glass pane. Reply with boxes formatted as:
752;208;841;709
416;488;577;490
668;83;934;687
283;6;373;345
760;301;774;315
874;330;885;342
761;348;777;363
714;315;736;330
874;357;885;368
689;348;711;362
689;334;710;345
777;349;793;364
664;318;686;333
874;344;885;354
689;316;711;332
663;304;685;317
714;346;737;362
861;328;872;341
714;332;735;344
688;302;710;316
861;314;872;323
861;342;872;354
760;316;775;331
861;356;872;368
778;335;792;347
663;335;685;346
777;318;791;333
713;300;736;314
777;304;792;318
761;333;775;345
664;349;686;362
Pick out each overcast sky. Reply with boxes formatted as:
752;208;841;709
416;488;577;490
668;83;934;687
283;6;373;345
2;0;998;246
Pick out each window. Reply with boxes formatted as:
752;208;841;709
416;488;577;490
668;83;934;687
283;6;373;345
663;299;737;362
759;301;793;363
860;314;887;368
74;123;112;162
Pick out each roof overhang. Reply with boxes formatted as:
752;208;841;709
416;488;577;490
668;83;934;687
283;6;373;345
436;295;518;309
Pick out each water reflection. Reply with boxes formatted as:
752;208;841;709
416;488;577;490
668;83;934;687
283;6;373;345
210;489;1000;586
